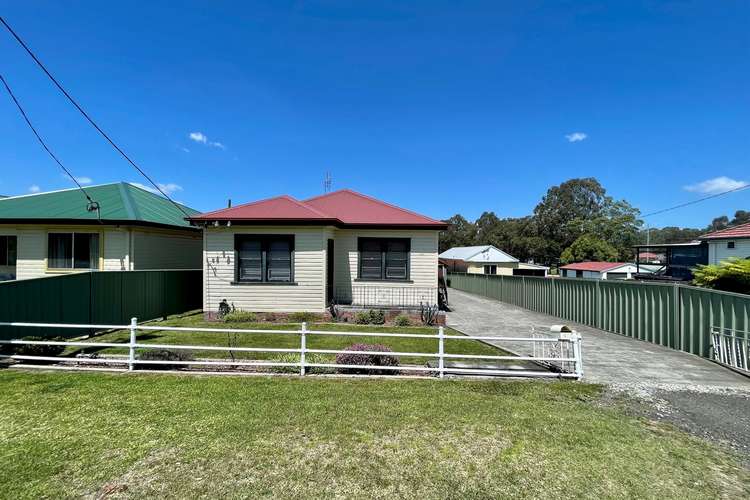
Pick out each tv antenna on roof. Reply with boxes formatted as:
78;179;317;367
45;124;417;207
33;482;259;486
323;171;332;193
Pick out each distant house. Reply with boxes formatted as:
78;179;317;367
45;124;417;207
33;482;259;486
0;182;202;281
188;189;447;314
439;245;548;277
699;222;750;264
559;262;653;280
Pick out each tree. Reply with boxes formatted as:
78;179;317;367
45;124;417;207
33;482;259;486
438;214;476;252
560;234;619;264
731;210;750;226
571;198;642;260
708;216;729;232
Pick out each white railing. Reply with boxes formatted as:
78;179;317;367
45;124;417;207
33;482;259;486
710;326;749;374
0;319;583;379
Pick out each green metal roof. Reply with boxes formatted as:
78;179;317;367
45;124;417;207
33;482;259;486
0;182;200;228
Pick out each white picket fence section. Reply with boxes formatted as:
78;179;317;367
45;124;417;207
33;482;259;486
710;326;749;374
0;319;583;379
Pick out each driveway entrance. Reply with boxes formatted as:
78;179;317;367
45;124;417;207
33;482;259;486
447;288;749;388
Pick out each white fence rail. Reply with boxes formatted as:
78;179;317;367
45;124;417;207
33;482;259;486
0;319;583;379
710;326;749;374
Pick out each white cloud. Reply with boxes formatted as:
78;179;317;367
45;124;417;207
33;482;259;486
188;131;226;149
565;132;588;143
75;176;92;185
189;132;207;144
130;182;183;196
684;176;749;195
180;147;191;153
28;184;40;193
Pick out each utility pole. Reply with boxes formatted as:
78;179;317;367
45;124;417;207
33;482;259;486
323;171;332;193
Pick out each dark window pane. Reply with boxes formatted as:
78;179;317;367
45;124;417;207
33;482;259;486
48;233;73;269
74;233;99;269
385;240;407;279
267;240;292;282
238;239;262;281
0;236;7;266
7;236;16;266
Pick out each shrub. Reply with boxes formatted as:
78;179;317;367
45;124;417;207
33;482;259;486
9;336;65;363
692;258;750;294
393;314;411;327
288;312;322;323
368;309;385;325
354;311;371;324
420;302;440;326
223;311;257;323
137;349;194;370
335;343;399;375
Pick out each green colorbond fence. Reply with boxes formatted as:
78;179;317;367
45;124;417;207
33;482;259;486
0;270;202;340
448;272;750;359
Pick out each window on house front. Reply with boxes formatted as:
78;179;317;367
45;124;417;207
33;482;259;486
727;241;735;249
235;235;294;283
0;236;17;266
576;270;583;278
483;265;497;275
47;233;99;269
358;238;410;281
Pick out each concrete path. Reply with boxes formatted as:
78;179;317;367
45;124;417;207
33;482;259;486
447;288;749;388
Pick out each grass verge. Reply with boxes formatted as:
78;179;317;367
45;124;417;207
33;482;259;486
0;370;747;498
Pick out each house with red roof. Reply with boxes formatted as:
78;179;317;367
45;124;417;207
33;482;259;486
699;222;750;264
559;261;655;280
188;189;447;315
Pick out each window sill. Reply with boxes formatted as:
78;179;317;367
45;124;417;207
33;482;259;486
230;281;299;286
354;278;413;283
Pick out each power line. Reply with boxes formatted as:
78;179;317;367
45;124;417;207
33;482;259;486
0;73;99;215
0;16;191;219
642;183;750;218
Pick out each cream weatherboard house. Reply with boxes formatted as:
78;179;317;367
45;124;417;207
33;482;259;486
0;182;202;281
188;189;447;315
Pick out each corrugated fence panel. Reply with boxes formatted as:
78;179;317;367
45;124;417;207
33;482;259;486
679;287;750;357
0;270;201;340
447;272;750;362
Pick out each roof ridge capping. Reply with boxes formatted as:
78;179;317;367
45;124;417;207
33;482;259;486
304;188;446;225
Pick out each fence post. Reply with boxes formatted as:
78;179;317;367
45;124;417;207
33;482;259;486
128;317;137;372
572;332;583;380
300;322;307;376
438;325;445;379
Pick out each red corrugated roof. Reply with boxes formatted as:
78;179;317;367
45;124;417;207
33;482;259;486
559;262;629;272
700;222;750;240
189;189;447;228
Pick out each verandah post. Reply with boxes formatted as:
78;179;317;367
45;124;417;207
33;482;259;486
128;317;137;372
438;325;445;379
300;322;307;376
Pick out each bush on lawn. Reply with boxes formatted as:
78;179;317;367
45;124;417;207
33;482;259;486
393;314;411;326
288;312;322;323
137;349;194;370
223;311;257;323
335;343;399;375
353;310;386;325
7;336;65;363
266;353;335;374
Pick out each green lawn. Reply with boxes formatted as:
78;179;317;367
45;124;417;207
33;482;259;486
0;370;747;498
65;313;516;367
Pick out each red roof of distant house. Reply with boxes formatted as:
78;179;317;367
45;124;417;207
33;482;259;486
189;189;447;228
699;222;750;240
559;262;629;272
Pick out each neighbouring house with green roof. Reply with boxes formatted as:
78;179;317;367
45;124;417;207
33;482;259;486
0;182;202;281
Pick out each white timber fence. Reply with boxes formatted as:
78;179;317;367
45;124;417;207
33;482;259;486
0;319;584;379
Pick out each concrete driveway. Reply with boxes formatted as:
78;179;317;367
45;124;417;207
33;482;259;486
447;288;749;388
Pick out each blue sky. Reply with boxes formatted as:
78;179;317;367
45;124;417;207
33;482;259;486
1;1;748;228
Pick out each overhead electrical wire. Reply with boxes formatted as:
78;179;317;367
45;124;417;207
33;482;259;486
642;182;750;218
0;16;192;219
0;73;100;218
